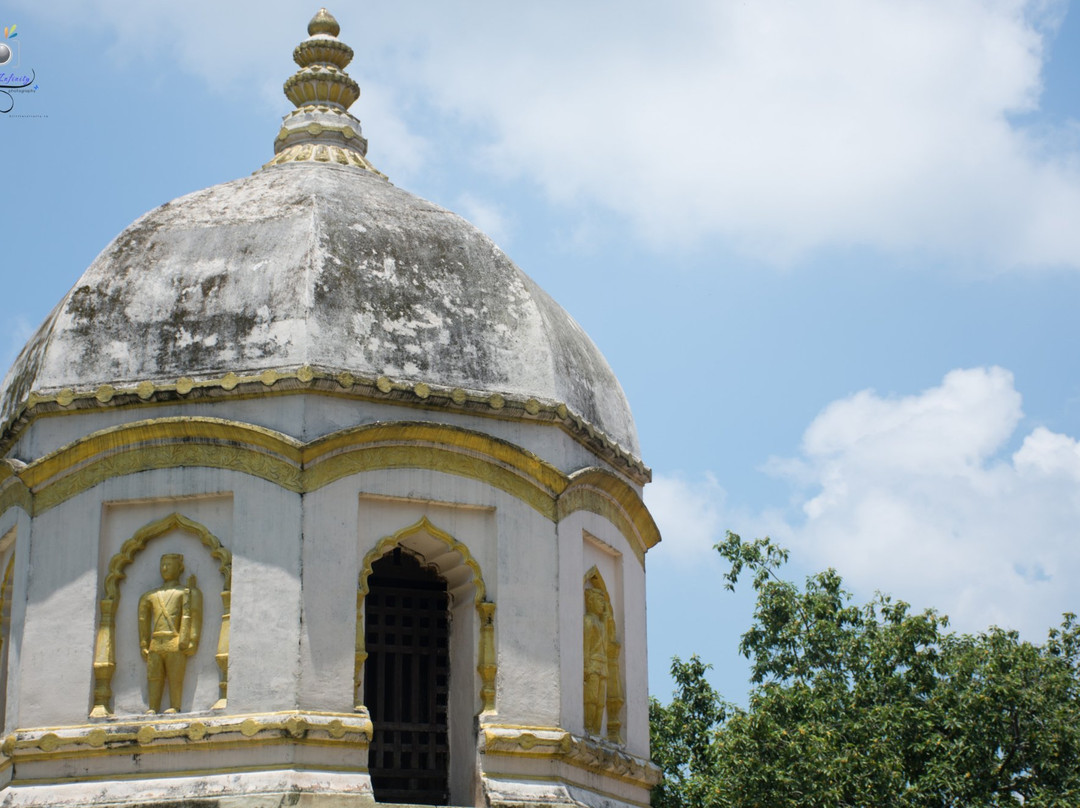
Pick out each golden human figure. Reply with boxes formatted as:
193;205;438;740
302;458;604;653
583;586;609;735
138;553;202;713
584;570;624;741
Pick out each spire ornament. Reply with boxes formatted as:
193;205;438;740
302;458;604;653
264;9;384;175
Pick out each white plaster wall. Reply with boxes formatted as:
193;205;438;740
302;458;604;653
295;469;534;805
622;535;650;760
495;502;562;728
343;470;562;729
448;592;477;805
297;482;492;715
0;510;29;736
297;482;361;714
227;476;303;714
16;497;100;727
10;743;372;784
557;515;582;735
0;525;14;734
10;458;577;732
101;495;232;716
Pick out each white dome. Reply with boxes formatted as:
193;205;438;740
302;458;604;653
1;161;640;457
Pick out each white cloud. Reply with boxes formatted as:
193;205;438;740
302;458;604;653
643;473;789;569
643;473;729;564
16;0;1080;266
652;368;1080;639
765;367;1080;638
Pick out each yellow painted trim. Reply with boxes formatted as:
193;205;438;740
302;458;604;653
564;468;661;549
0;463;31;517
3;710;373;766
0;418;659;566
7;709;372;736
481;724;660;790
21;417;303;492
559;468;660;566
307;421;567;495
0;461;18;484
9;737;366;767
9;761;369;787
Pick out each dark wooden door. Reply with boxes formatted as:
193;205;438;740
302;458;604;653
364;548;450;805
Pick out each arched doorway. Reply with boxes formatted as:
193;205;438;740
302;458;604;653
364;547;450;805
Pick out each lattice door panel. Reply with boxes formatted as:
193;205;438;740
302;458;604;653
364;548;450;805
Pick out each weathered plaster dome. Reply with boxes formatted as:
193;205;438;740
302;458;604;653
0;161;640;456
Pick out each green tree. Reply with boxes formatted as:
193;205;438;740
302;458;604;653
650;533;1080;808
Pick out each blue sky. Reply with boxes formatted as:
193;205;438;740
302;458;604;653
3;1;1080;705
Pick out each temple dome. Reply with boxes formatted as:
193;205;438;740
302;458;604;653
0;8;642;460
0;162;639;455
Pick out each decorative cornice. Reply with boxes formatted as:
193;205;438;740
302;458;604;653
0;366;649;485
0;417;659;566
481;724;661;790
0;711;373;764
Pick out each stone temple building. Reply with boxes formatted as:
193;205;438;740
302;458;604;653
0;10;660;807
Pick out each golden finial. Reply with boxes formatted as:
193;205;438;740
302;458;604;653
263;9;385;176
308;8;340;37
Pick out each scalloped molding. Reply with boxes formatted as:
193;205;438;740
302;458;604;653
0;710;372;769
0;418;659;566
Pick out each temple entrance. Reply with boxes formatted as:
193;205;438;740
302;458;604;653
364;547;450;805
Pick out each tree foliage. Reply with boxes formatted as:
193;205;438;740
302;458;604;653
650;533;1080;807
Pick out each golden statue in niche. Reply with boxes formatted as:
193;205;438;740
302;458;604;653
583;568;623;741
138;553;203;713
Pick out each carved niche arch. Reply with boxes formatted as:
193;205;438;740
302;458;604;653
583;566;623;742
356;516;495;713
91;513;232;717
